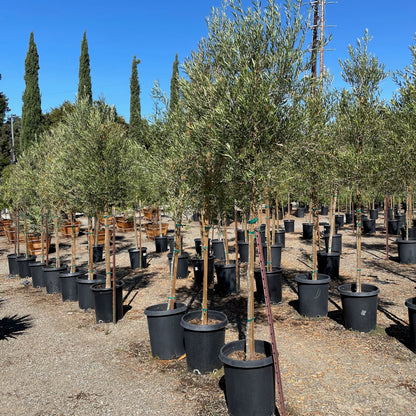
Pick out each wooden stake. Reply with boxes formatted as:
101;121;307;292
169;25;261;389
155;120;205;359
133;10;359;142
224;215;230;265
54;211;60;268
88;216;94;280
112;207;117;324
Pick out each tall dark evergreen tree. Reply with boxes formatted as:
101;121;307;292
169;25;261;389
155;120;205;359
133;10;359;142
20;32;42;152
0;74;11;172
169;53;180;114
78;31;92;105
129;55;142;141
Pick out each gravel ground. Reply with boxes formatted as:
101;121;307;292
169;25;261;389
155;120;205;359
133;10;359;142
1;211;416;416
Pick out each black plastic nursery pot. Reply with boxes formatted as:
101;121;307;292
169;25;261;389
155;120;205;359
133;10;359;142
324;233;342;254
254;268;282;304
320;206;329;215
237;229;245;242
91;281;124;323
317;251;340;279
194;237;211;256
335;214;344;228
7;253;24;276
295;273;331;317
167;251;189;279
369;209;378;220
219;339;275;416
17;255;36;278
283;219;295;233
215;262;237;295
144;302;187;359
396;214;406;229
29;261;46;288
193;256;214;285
388;219;400;235
60;270;86;302
180;310;228;374
338;283;380;332
271;230;285;248
155;236;168;253
345;212;354;224
238;241;249;263
323;223;339;235
212;239;226;260
128;247;147;269
405;297;416;350
262;243;282;269
362;218;376;234
76;274;106;310
43;265;68;294
397;239;416;264
388;208;393;220
93;244;104;262
401;227;416;241
302;222;313;240
168;235;183;253
296;207;305;218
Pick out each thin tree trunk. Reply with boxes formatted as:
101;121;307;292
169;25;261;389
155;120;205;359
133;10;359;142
385;194;389;261
234;205;239;294
312;187;319;280
158;207;162;237
88;216;94;280
40;209;45;265
112;207;117;324
71;213;76;273
201;211;209;324
23;209;29;258
168;216;182;310
356;185;363;293
16;210;20;256
54;211;60;268
104;200;111;288
272;207;276;245
224;215;230;265
275;196;280;230
134;208;139;250
45;210;49;265
266;193;272;272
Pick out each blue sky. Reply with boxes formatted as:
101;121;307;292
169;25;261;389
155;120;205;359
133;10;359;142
1;0;415;121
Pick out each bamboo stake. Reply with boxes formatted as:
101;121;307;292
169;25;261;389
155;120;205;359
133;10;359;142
88;216;94;280
134;207;139;250
356;189;363;293
201;211;209;325
385;194;389;260
275;196;280;230
272;208;276;245
312;188;319;280
266;194;272;272
71;213;77;273
224;215;230;265
139;206;143;269
45;211;49;265
23;209;29;258
40;210;45;265
112;207;117;324
158;206;162;237
246;206;256;359
104;201;111;288
54;212;60;268
16;210;20;256
234;204;240;294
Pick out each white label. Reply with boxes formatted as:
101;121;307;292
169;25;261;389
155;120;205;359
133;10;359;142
195;267;198;271
143;253;147;256
361;310;367;316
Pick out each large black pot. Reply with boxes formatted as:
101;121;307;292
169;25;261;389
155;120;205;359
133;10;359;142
193;255;215;285
271;230;285;248
93;244;104;262
295;273;330;317
212;239;226;260
215;262;236;295
396;214;406;229
320;206;329;215
91;281;124;323
388;208;393;220
388;219;400;235
369;209;378;220
283;219;295;233
76;274;106;310
237;229;245;242
338;283;379;332
335;214;344;228
168;235;183;254
167;251;189;279
254;268;282;304
17;255;36;278
128;247;147;269
60;270;86;302
401;227;416;241
219;339;275;416
238;241;250;263
405;297;416;350
345;212;354;224
397;239;416;264
262;243;282;269
144;302;187;359
296;207;305;218
155;236;168;253
194;237;211;256
29;261;46;288
317;251;340;279
181;310;228;374
43;265;68;294
302;222;313;240
324;233;342;254
323;223;339;235
7;254;24;276
362;218;376;234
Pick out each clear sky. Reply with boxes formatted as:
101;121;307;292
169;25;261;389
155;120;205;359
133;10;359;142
1;0;415;121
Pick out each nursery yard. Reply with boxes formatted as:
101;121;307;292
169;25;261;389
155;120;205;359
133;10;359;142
0;212;416;416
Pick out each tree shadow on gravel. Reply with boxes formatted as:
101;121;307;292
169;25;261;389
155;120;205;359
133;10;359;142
0;313;33;340
364;258;416;284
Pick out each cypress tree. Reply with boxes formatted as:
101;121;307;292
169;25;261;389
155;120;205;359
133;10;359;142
21;32;42;152
78;31;92;104
169;53;180;114
129;55;141;141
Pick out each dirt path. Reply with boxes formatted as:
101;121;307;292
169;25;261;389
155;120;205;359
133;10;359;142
0;211;415;415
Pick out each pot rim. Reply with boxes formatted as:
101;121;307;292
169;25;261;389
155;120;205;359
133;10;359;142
42;265;68;272
180;310;228;332
337;283;379;297
16;255;36;262
219;339;273;368
75;274;106;284
405;297;416;311
396;239;416;244
128;247;148;253
295;273;330;284
59;270;87;279
91;281;125;292
144;302;187;317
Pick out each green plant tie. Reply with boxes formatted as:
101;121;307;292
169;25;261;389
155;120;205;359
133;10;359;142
225;251;229;255
357;222;362;226
266;216;271;219
248;217;258;224
267;261;272;264
88;270;94;274
205;226;211;230
168;296;175;299
312;270;318;274
202;308;208;312
357;269;361;272
173;249;179;253
248;231;255;235
356;209;361;213
203;246;208;250
104;215;111;218
106;272;112;275
247;317;255;322
176;224;183;227
265;205;269;208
